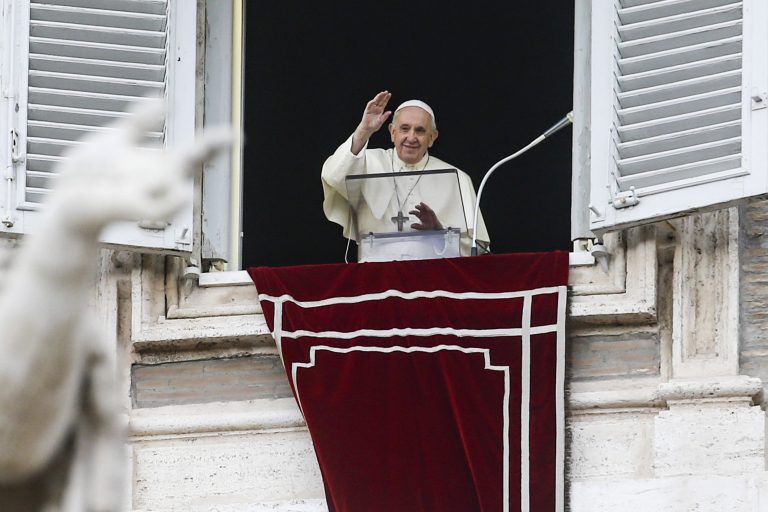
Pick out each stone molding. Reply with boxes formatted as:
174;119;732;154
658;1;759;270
657;376;763;404
568;386;664;413
569;225;658;324
569;375;763;413
671;209;740;379
130;255;272;354
129;398;305;439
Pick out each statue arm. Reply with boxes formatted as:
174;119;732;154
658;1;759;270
0;101;230;482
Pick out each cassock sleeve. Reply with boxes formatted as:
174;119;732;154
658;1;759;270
321;135;367;239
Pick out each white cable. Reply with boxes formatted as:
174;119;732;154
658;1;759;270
344;207;352;263
471;112;573;256
344;232;352;264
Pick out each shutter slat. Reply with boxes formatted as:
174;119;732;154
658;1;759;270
26;155;65;173
617;87;741;125
617;120;741;159
27;119;163;142
617;36;741;75
24;187;52;204
29;87;147;111
27;120;105;141
618;3;742;41
616;137;741;176
25;171;57;192
28;118;163;140
622;0;672;8
617;20;741;59
617;103;741;142
31;0;167;16
29;54;165;81
28;103;130;126
619;0;741;25
618;54;741;92
30;5;166;31
30;21;166;48
616;69;741;109
28;71;163;97
27;138;83;157
616;157;743;191
29;37;166;65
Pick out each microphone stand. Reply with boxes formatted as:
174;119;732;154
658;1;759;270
471;111;574;256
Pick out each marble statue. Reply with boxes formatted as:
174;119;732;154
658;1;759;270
0;101;231;511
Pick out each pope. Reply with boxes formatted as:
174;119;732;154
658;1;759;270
321;91;490;256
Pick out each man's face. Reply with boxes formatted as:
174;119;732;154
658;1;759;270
389;107;438;165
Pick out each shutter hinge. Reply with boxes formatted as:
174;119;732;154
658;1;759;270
751;93;768;111
2;130;21;228
175;225;191;245
10;129;23;163
612;187;639;209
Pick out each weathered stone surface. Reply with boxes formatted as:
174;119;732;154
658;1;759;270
570;473;768;512
132;356;293;408
188;500;328;511
740;200;768;387
568;412;655;480
132;430;324;510
568;332;660;381
654;402;765;477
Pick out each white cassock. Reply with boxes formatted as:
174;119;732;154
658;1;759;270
321;134;490;256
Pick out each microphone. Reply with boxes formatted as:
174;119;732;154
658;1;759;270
470;111;574;256
542;111;575;138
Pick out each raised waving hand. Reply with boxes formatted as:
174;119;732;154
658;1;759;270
351;90;393;154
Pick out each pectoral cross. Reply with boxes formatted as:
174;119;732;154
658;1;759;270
391;210;408;232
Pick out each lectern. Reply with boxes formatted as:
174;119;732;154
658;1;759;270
345;168;469;262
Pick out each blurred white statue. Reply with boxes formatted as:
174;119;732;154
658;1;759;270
0;102;230;511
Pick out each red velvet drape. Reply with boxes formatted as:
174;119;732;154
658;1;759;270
249;252;568;512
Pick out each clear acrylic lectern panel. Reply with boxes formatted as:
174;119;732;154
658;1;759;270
345;169;468;262
358;229;461;262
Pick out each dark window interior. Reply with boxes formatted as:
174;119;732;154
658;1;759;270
242;2;575;267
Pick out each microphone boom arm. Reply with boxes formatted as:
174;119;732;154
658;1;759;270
471;111;574;256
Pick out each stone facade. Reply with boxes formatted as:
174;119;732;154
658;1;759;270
4;2;766;507
1;181;764;511
117;254;327;510
103;205;766;510
567;207;768;511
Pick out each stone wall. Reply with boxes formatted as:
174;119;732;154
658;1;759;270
111;209;768;509
739;199;768;392
566;208;768;512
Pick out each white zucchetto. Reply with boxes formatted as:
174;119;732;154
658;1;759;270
394;100;436;128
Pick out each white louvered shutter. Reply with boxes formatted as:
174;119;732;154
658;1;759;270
0;0;197;253
588;0;768;234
